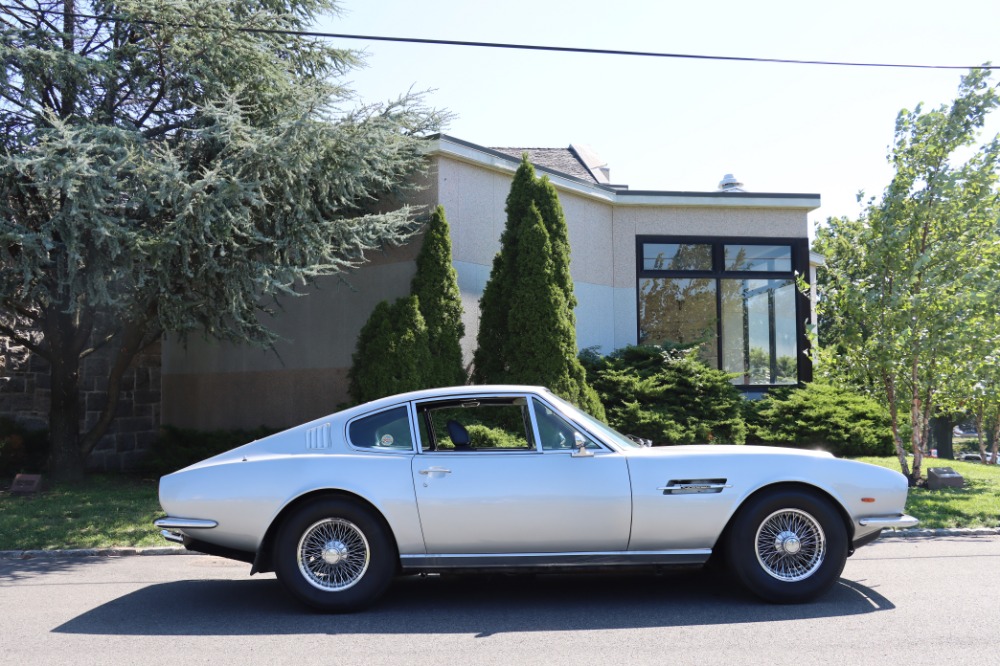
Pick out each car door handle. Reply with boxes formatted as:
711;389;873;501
419;467;452;475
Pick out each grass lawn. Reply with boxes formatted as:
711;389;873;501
856;456;1000;529
1;456;998;551
0;474;163;550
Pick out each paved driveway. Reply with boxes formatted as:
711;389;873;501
1;535;998;665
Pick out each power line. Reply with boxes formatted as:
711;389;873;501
4;5;996;71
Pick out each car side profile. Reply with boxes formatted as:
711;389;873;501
155;385;917;611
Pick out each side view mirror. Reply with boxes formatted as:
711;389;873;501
571;432;594;457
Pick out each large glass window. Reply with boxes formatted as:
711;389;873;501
638;277;718;366
724;244;792;272
721;279;797;385
642;243;713;271
637;237;806;388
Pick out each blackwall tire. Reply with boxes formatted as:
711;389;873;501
725;488;848;603
273;497;396;612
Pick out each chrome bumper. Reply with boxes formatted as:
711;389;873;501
154;517;218;544
858;514;919;529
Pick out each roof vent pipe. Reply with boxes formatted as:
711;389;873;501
718;173;745;192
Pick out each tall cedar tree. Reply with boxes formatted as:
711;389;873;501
411;205;466;386
348;297;432;404
474;157;603;418
0;1;444;479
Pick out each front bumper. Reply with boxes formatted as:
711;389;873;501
858;514;919;529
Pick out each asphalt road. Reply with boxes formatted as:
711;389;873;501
1;535;998;666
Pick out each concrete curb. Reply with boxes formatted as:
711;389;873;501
877;527;1000;538
0;546;197;560
3;528;999;559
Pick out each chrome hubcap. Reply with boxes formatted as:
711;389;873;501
755;508;826;582
322;540;349;565
297;518;370;591
774;531;802;555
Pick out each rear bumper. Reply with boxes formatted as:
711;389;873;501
154;517;218;543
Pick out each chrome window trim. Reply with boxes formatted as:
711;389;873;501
413;391;542;455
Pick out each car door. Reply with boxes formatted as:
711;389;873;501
410;395;632;554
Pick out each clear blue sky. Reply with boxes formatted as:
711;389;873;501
317;0;1000;232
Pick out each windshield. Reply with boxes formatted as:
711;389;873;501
542;392;643;450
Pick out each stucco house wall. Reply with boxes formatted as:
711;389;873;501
161;135;820;431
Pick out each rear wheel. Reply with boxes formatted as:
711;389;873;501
274;497;396;612
725;488;847;603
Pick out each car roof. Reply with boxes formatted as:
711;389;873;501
344;385;551;416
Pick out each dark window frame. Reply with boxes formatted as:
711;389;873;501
635;235;813;391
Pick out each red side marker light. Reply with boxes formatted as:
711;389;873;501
861;497;876;503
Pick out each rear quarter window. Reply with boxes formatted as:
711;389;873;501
348;407;413;451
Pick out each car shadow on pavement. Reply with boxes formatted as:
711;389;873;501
53;568;895;637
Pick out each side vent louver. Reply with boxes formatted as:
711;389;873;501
306;423;331;450
659;479;731;495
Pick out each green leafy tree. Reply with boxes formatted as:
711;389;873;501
348;296;432;404
472;156;602;417
411;205;465;387
814;68;1000;484
0;1;445;479
581;344;745;444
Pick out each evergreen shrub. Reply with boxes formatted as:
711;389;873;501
348;296;432;405
581;345;746;445
411;205;466;387
745;381;894;457
473;156;604;419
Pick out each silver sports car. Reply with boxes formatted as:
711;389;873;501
155;385;917;611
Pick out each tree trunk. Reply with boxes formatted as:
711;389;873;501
886;377;913;483
47;331;85;481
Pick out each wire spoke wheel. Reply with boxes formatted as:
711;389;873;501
297;518;371;591
754;508;826;582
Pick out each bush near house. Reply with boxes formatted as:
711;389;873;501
347;206;466;405
473;156;604;419
410;205;467;388
581;345;746;445
745;381;894;457
348;296;432;405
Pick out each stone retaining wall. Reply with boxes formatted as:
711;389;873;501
0;341;161;472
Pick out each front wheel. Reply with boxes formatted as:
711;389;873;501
273;497;396;612
725;488;848;603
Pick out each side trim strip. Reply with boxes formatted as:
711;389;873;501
400;550;711;570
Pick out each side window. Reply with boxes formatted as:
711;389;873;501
532;399;601;451
417;399;534;452
348;406;413;451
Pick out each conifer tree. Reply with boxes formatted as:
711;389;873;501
0;1;445;478
473;156;604;417
411;206;466;387
348;297;431;404
472;156;538;382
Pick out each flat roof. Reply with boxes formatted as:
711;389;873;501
426;134;821;211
